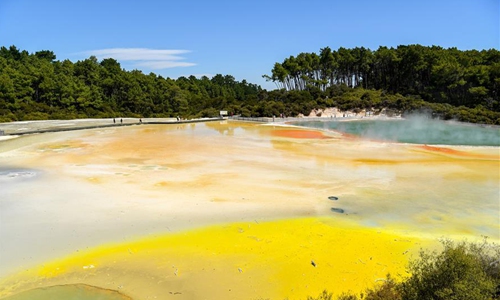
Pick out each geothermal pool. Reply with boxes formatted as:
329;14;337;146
292;117;500;146
0;120;498;300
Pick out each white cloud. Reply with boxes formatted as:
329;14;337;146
136;60;196;69
83;48;196;69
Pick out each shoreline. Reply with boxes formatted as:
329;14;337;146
1;111;497;139
0;117;222;136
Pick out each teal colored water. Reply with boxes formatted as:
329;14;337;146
292;118;500;146
2;284;131;300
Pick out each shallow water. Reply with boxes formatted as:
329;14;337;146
0;168;38;182
0;120;498;299
291;118;500;146
2;284;131;300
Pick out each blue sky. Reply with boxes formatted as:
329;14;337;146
0;0;498;90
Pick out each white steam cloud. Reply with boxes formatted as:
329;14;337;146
83;48;196;69
294;114;500;146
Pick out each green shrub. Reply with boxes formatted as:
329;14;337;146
401;239;499;300
334;275;401;300
23;112;50;120
199;107;219;118
308;290;333;300
324;240;500;300
336;292;358;300
364;275;401;300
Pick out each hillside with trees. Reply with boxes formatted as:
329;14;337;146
264;45;500;124
0;45;263;122
1;45;499;124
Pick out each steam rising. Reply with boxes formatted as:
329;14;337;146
294;115;500;146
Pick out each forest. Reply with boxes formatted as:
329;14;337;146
264;45;500;124
0;45;499;124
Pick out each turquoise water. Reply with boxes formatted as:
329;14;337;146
2;284;131;300
292;118;500;146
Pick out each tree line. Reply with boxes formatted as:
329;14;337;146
1;45;499;124
265;45;499;110
0;45;263;122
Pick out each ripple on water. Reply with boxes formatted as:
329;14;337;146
0;168;38;182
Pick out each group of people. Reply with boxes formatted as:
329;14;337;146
112;118;142;124
108;116;199;124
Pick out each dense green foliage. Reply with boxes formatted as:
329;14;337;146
1;45;500;124
0;45;263;122
265;45;500;124
265;45;499;109
329;239;500;300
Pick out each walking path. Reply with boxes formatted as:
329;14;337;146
0;117;223;136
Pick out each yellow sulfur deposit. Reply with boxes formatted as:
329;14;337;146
0;217;429;300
